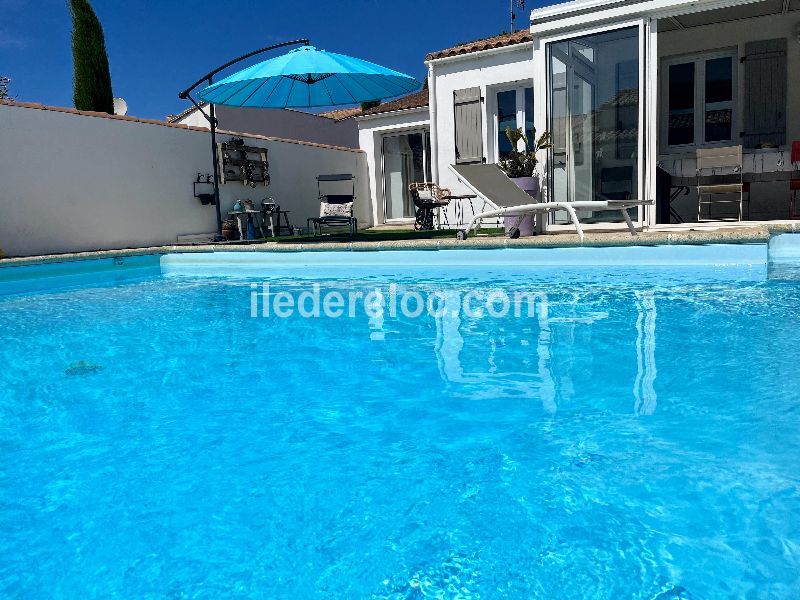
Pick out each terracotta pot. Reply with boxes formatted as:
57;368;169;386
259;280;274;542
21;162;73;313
221;221;237;241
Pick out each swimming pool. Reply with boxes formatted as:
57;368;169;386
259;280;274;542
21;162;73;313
1;242;799;598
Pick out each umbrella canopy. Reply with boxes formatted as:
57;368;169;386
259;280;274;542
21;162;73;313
198;45;420;108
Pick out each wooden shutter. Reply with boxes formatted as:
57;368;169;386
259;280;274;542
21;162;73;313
742;38;787;148
454;87;484;164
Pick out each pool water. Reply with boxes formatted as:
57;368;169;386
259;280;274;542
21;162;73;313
1;252;799;598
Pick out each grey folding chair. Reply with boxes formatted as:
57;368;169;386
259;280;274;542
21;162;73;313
696;146;750;222
308;174;358;238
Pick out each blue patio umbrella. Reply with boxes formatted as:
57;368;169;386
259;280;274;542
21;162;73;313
180;40;420;237
198;45;420;109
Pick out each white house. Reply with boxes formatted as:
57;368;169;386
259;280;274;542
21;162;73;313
358;0;800;233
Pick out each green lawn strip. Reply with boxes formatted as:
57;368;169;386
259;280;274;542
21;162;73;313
275;228;505;244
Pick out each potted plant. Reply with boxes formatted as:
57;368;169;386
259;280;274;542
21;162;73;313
221;219;237;241
497;127;552;237
498;127;552;197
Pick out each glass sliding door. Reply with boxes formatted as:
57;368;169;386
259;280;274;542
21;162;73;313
548;26;641;225
382;131;429;221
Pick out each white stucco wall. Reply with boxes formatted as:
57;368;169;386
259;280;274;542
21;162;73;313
356;108;430;226
428;44;535;226
174;104;359;149
0;103;368;257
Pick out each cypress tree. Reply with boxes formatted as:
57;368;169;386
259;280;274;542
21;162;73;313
69;0;114;113
360;99;381;111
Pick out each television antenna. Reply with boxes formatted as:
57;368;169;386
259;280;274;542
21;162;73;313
510;0;525;33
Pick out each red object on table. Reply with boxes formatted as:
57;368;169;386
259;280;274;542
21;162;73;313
791;141;800;218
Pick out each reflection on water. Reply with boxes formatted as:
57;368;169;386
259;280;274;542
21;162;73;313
433;287;658;415
4;272;800;597
634;291;658;415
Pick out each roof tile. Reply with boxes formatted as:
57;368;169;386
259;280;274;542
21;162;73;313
426;30;533;61
358;89;429;118
318;106;364;121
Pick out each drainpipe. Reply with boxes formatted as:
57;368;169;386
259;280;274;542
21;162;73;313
427;62;439;184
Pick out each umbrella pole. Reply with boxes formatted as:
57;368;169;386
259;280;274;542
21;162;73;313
208;95;223;237
178;38;311;241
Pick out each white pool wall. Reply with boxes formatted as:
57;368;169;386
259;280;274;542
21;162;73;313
160;244;768;276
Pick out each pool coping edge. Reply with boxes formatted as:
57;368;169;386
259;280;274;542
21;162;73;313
1;223;797;268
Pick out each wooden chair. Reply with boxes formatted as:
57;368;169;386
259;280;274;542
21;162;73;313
696;146;750;222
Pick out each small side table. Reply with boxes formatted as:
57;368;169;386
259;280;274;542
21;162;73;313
440;194;477;228
265;209;293;237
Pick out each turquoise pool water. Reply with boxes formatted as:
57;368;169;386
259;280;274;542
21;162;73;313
1;246;799;598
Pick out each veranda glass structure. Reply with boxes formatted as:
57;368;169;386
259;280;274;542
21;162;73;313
547;26;642;226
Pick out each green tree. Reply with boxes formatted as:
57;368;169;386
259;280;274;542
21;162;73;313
0;76;10;100
69;0;114;113
360;99;381;111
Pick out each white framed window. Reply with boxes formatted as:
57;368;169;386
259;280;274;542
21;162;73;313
492;84;534;161
661;49;737;150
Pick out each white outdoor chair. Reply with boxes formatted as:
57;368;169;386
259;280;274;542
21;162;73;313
449;164;653;241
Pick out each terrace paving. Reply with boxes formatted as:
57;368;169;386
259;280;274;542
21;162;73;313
2;223;798;267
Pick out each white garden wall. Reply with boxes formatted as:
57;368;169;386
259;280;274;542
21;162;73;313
174;104;359;149
0;102;369;257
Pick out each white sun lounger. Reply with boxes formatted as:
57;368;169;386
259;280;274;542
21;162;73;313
449;164;653;241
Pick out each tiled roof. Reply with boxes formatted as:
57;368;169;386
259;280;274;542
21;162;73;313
609;88;638;108
426;30;533;61
167;102;206;123
318;106;364;121
358;89;429;118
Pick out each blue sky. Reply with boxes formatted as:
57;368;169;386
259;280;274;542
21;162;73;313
0;0;555;119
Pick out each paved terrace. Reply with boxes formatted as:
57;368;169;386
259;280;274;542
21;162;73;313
2;223;799;267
